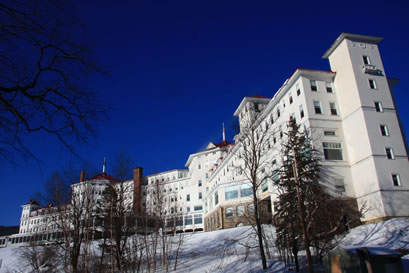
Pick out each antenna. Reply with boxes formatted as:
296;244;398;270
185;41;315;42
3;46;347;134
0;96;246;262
103;157;106;173
223;122;226;142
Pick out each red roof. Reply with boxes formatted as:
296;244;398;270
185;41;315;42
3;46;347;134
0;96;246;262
250;94;270;99
215;140;231;148
86;172;119;183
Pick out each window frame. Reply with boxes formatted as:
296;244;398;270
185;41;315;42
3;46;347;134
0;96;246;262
237;206;245;216
310;80;318;91
240;183;252;198
225;185;238;200
385;147;394;160
247;204;255;215
363;55;371;65
326;82;333;93
374;101;383;112
323;142;343;161
261;179;268;193
329;102;338;116
380;124;389;136
392;174;401;187
313;100;322;114
324;130;336;136
225;207;234;218
369;79;377;90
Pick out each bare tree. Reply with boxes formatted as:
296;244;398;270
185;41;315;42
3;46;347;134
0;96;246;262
98;180;134;272
37;170;98;273
233;103;278;270
143;174;186;273
0;0;106;163
17;242;61;273
110;150;135;182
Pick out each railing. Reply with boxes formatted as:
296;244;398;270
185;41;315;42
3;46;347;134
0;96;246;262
362;64;383;76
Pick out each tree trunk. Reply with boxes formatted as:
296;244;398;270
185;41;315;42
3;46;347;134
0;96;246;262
253;188;267;270
292;159;313;273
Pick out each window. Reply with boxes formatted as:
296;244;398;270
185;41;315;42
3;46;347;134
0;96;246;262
329;102;338;115
254;103;259;111
186;194;190;201
194;214;202;224
289;95;293;104
291;112;296;122
186;206;190;212
324;130;336;136
198;180;202;187
374;101;383;112
247;204;255;214
206;173;209;179
296;84;301;96
199;192;202;199
198;164;201;169
225;185;238;200
215;191;219;205
392;174;401;187
277;107;280;118
326;82;333;93
240;183;252;197
194;205;203;211
237;206;244;216
299;105;304;118
369;79;377;89
226;207;234;217
261;179;268;193
314;101;322;114
380;125;389;136
270;114;274;124
310;80;317;91
363;55;370;65
184;215;192;225
385;148;394;160
323;142;343;160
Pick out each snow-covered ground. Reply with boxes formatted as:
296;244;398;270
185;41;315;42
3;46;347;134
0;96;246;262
1;218;408;273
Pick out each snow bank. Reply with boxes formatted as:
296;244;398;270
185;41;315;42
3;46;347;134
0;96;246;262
1;218;408;273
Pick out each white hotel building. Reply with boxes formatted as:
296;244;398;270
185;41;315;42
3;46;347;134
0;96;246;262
1;32;408;246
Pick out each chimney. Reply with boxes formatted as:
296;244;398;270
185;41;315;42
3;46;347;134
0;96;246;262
80;171;85;182
133;167;143;214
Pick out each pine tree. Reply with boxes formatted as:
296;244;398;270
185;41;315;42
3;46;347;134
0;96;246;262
275;118;364;272
275;117;319;273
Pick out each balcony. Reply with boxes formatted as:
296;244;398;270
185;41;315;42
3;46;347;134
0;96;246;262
362;64;383;76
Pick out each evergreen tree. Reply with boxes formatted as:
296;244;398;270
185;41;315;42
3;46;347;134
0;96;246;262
275;117;319;272
275;118;364;272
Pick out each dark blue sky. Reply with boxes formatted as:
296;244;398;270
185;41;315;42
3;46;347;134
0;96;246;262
2;0;409;226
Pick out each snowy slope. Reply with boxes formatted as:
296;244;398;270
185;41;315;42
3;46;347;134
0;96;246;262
0;218;408;273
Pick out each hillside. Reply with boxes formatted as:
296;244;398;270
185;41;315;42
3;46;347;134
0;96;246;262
0;218;408;272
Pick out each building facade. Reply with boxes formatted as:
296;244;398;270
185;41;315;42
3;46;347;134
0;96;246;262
1;33;408;247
